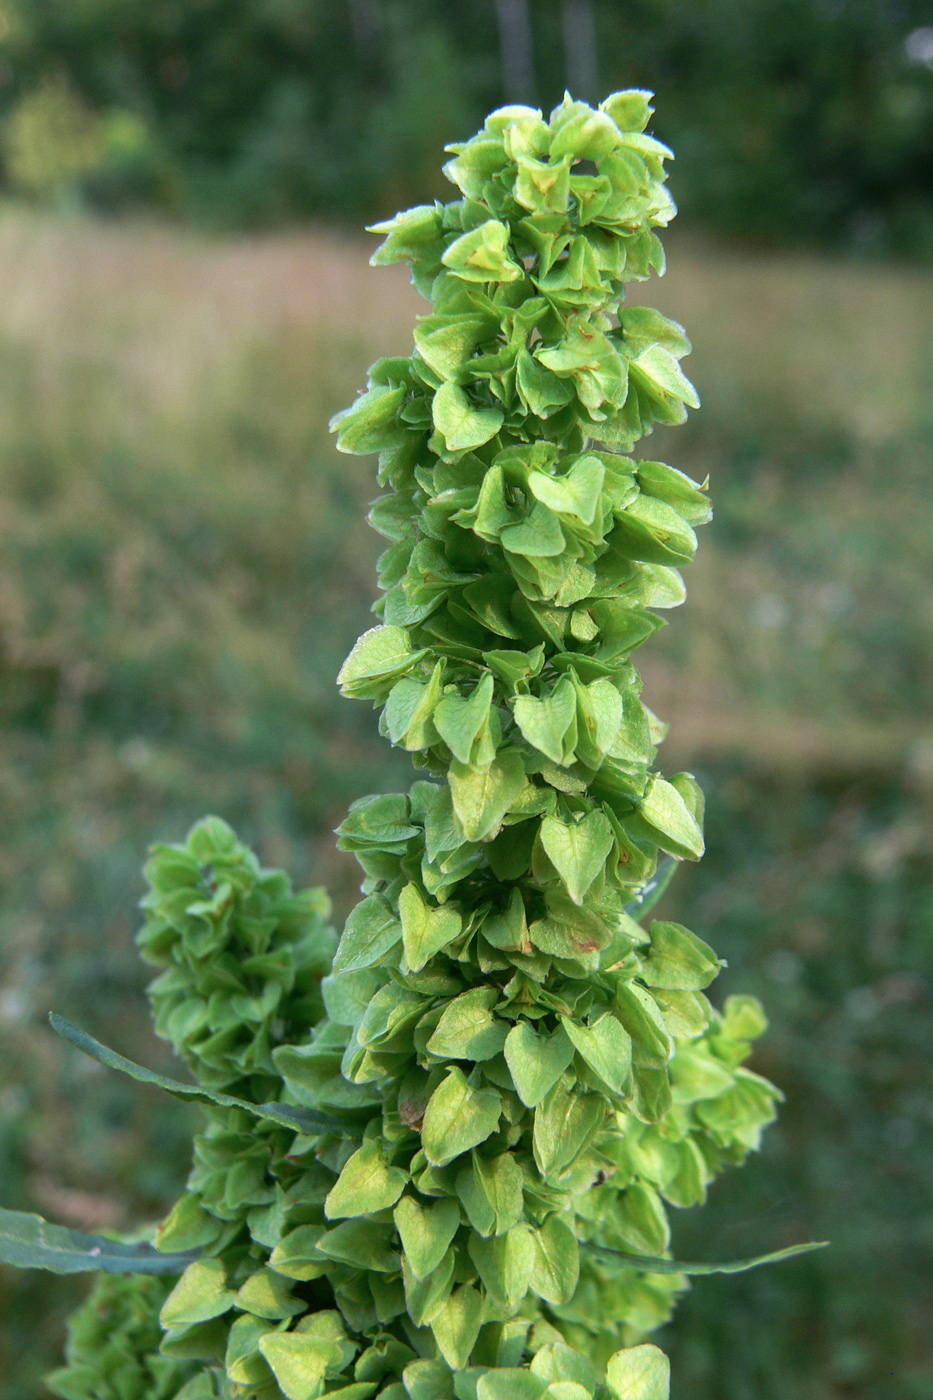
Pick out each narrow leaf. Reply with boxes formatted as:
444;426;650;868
582;1239;829;1275
49;1015;358;1137
0;1206;198;1275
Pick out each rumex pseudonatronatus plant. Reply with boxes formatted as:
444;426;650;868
1;92;818;1400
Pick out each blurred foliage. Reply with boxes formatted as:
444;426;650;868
0;211;930;1398
0;1;931;252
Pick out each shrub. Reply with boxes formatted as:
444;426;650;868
1;91;806;1399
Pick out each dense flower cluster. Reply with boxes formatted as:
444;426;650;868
45;92;779;1400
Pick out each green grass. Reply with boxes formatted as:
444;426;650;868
0;207;930;1398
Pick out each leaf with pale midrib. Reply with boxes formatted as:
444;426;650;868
0;1207;199;1275
581;1239;828;1275
49;1014;361;1137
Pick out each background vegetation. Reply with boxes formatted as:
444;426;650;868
0;3;931;1398
0;0;931;252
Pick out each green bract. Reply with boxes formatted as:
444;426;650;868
26;92;790;1400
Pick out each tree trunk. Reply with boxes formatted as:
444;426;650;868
562;0;598;101
494;0;536;104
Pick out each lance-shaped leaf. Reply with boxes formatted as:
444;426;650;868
0;1207;199;1276
582;1240;828;1276
49;1015;358;1137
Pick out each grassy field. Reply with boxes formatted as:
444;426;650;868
0;208;931;1399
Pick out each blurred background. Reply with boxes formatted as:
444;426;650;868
0;2;931;1397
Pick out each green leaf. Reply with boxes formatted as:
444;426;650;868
404;1359;456;1400
630;345;700;410
504;1021;575;1108
338;626;429;699
621;308;691;360
441;219;523;283
611;495;698;567
330;385;406;455
414;314;497;380
369;204;443;266
268;1226;328;1282
399;884;463;972
160;1259;236;1328
385;662;445;751
540;810;614;904
258;1332;332;1400
513;679;577;766
552;105;622;160
477;1372;546;1400
49;1015;355;1137
321;969;383;1027
433;381;504;452
235;1267;305;1320
561;1012;632;1094
470;1150;524;1237
434;674;495;765
587;1240;828;1277
332;895;403;974
426;986;508;1062
403;1250;457;1327
605;1344;670;1400
500;502;566;559
315;1219;397;1272
573;677;624;768
527;455;605;525
612;985;674;1063
324;1139;408;1219
640;921;722;991
430;1284;484;1371
636;459;711;526
0;1206;198;1276
533;1085;605;1179
336;792;418;850
637;776;705;860
421;1068;501;1166
448;749;526;842
600;89;654;132
530;1215;580;1305
468;1225;534;1306
394;1196;461;1280
530;1342;595;1389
